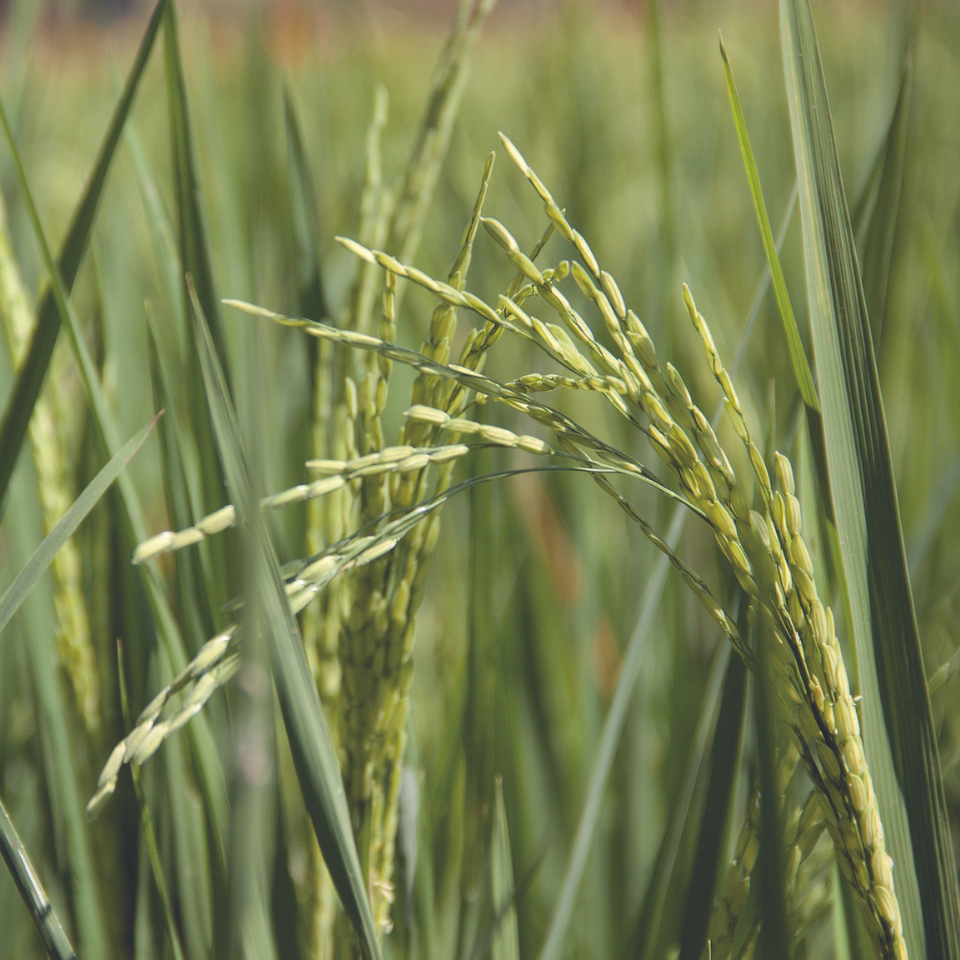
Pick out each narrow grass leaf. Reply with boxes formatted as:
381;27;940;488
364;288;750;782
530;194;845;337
0;793;76;960
628;642;730;960
283;82;329;323
116;641;188;960
190;290;382;960
0;414;158;638
114;554;218;960
122;111;187;353
163;0;228;369
145;315;217;642
0;0;168;508
852;62;912;344
2;75;230;874
163;0;237;618
491;778;520;960
719;35;839;532
719;36;819;416
781;2;960;956
123;105;227;641
4;465;109;960
228;313;281;960
676;650;748;960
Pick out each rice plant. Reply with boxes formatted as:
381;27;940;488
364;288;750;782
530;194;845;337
1;1;959;959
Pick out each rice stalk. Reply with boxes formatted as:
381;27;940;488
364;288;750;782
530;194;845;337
335;154;506;944
300;79;391;959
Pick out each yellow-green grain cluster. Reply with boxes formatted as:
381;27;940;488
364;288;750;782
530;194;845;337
333;153;507;941
300;4;501;949
0;187;99;734
88;46;913;960
703;748;830;960
86;629;238;818
320;135;908;959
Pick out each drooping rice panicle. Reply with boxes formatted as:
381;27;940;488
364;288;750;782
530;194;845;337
86;628;238;818
483;144;908;959
318;144;908;957
680;288;906;960
130;442;474;564
92;500;441;820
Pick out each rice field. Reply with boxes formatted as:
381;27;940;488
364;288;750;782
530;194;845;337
1;2;960;959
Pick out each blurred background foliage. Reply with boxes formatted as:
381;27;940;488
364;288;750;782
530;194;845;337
1;1;959;958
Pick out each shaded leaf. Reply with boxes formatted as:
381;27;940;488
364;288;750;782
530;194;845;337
677;652;748;960
0;793;76;960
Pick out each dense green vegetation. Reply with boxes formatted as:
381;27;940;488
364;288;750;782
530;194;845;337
1;2;959;958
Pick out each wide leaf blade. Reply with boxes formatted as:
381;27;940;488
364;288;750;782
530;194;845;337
780;2;960;957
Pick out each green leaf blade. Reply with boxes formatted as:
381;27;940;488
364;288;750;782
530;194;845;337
719;33;819;416
0;0;169;509
0;415;159;638
780;2;960;957
163;0;227;368
0;793;77;960
191;292;382;960
491;778;520;960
